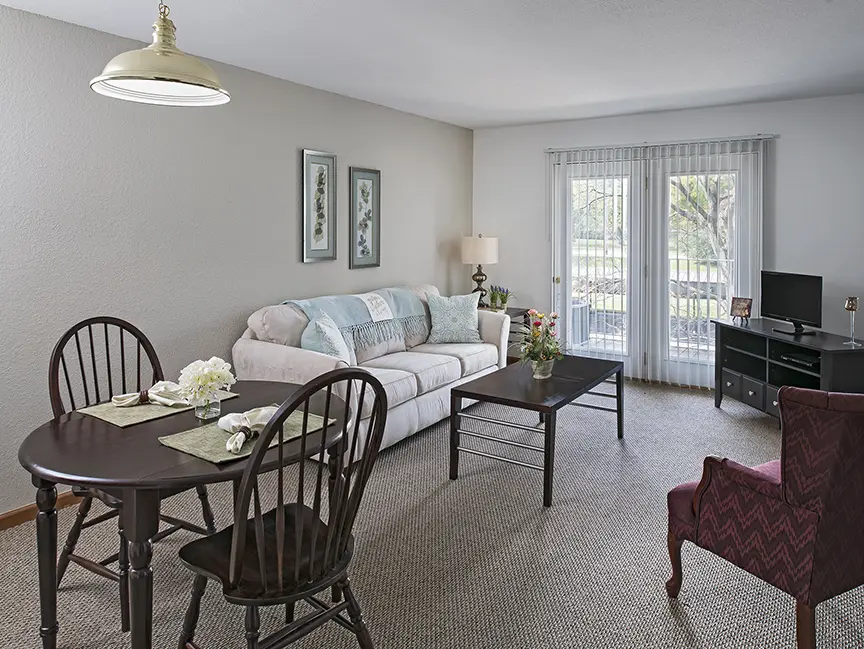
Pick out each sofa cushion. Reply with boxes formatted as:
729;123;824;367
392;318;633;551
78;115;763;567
411;343;498;377
426;293;483;344
361;352;460;395
353;336;406;365
356;367;417;418
300;313;352;364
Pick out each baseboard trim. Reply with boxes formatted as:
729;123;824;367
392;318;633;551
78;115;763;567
0;490;81;531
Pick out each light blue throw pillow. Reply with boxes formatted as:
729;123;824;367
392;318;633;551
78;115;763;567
426;293;483;344
301;313;352;363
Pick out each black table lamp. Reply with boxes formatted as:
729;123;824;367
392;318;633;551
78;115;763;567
461;234;498;307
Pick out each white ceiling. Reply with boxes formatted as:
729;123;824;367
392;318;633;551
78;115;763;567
5;0;864;128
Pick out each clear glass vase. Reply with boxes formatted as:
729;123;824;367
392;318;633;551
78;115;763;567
193;394;221;421
531;359;555;380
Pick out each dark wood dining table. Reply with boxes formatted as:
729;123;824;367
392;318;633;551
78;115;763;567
18;380;346;649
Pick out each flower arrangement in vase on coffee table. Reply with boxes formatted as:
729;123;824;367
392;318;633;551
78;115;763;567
518;309;563;379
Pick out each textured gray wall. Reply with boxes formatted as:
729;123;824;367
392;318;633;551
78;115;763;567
0;6;473;510
474;92;864;334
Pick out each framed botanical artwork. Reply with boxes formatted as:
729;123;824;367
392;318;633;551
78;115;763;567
349;167;381;269
301;149;337;262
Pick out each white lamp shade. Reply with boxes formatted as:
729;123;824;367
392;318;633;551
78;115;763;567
461;236;499;265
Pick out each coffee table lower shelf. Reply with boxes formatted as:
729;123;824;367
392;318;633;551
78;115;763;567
448;356;624;507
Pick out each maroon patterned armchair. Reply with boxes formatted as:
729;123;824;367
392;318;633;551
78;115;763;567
665;386;864;648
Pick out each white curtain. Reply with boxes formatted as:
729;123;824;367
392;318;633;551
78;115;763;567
548;137;769;388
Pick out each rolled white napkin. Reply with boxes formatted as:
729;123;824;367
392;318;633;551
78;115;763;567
111;381;189;408
218;406;278;454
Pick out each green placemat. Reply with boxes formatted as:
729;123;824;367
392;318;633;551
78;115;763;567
158;411;334;464
78;391;238;427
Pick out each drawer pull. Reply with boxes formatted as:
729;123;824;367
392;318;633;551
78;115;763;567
773;400;778;407
726;381;733;387
748;390;756;396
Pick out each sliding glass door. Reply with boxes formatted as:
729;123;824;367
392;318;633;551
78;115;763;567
550;140;765;388
553;154;646;379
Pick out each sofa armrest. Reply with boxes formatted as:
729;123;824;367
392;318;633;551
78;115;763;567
232;338;349;385
477;310;511;368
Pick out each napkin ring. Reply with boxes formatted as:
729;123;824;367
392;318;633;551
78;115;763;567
139;390;151;404
238;425;259;441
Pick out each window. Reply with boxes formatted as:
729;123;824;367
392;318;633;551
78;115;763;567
550;139;767;388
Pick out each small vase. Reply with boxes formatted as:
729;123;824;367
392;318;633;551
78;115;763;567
531;359;555;380
193;394;221;421
499;300;509;312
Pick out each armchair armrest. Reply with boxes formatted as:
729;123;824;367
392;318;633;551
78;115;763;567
477;310;511;369
232;338;349;385
692;454;818;602
692;455;782;517
720;459;782;499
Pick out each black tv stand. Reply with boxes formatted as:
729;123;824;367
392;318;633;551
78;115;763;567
713;318;864;418
772;322;816;336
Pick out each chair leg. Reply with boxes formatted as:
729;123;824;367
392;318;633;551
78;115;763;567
796;601;816;649
332;583;343;603
178;575;207;649
285;601;295;624
195;486;217;535
245;606;260;649
57;496;93;586
119;518;130;633
665;530;684;598
342;578;375;649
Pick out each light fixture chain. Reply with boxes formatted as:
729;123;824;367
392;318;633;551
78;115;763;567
158;2;170;18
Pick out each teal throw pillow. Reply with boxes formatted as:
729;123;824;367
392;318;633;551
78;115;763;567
301;313;352;363
427;293;483;344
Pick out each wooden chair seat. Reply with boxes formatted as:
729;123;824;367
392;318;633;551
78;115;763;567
179;503;353;604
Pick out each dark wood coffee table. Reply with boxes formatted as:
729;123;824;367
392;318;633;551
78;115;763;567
449;355;624;507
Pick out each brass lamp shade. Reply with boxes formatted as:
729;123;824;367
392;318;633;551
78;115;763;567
90;4;230;107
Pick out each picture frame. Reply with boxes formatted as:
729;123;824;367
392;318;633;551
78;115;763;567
349;167;381;269
301;149;337;263
730;296;752;322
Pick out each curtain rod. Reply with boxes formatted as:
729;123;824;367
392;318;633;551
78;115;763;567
545;134;777;154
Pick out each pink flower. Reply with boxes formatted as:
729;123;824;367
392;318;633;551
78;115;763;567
551;312;559;319
527;309;538;316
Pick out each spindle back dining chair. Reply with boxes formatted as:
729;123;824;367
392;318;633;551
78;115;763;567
49;316;217;633
177;367;388;649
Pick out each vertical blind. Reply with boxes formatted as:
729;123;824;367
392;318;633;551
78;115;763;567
548;137;771;388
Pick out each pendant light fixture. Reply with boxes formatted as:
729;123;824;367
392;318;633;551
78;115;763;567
90;3;230;107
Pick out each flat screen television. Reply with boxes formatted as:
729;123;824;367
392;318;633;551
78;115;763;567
760;271;823;335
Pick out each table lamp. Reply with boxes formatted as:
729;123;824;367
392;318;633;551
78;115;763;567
461;234;498;307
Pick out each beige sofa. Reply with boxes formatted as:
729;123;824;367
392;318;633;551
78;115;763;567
232;285;510;450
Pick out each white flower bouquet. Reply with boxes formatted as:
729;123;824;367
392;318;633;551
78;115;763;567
178;357;236;419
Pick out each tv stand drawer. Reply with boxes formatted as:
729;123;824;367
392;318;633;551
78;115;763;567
721;369;742;401
766;386;780;418
742;377;765;410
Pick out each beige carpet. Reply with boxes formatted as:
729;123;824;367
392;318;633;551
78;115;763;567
2;383;862;648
